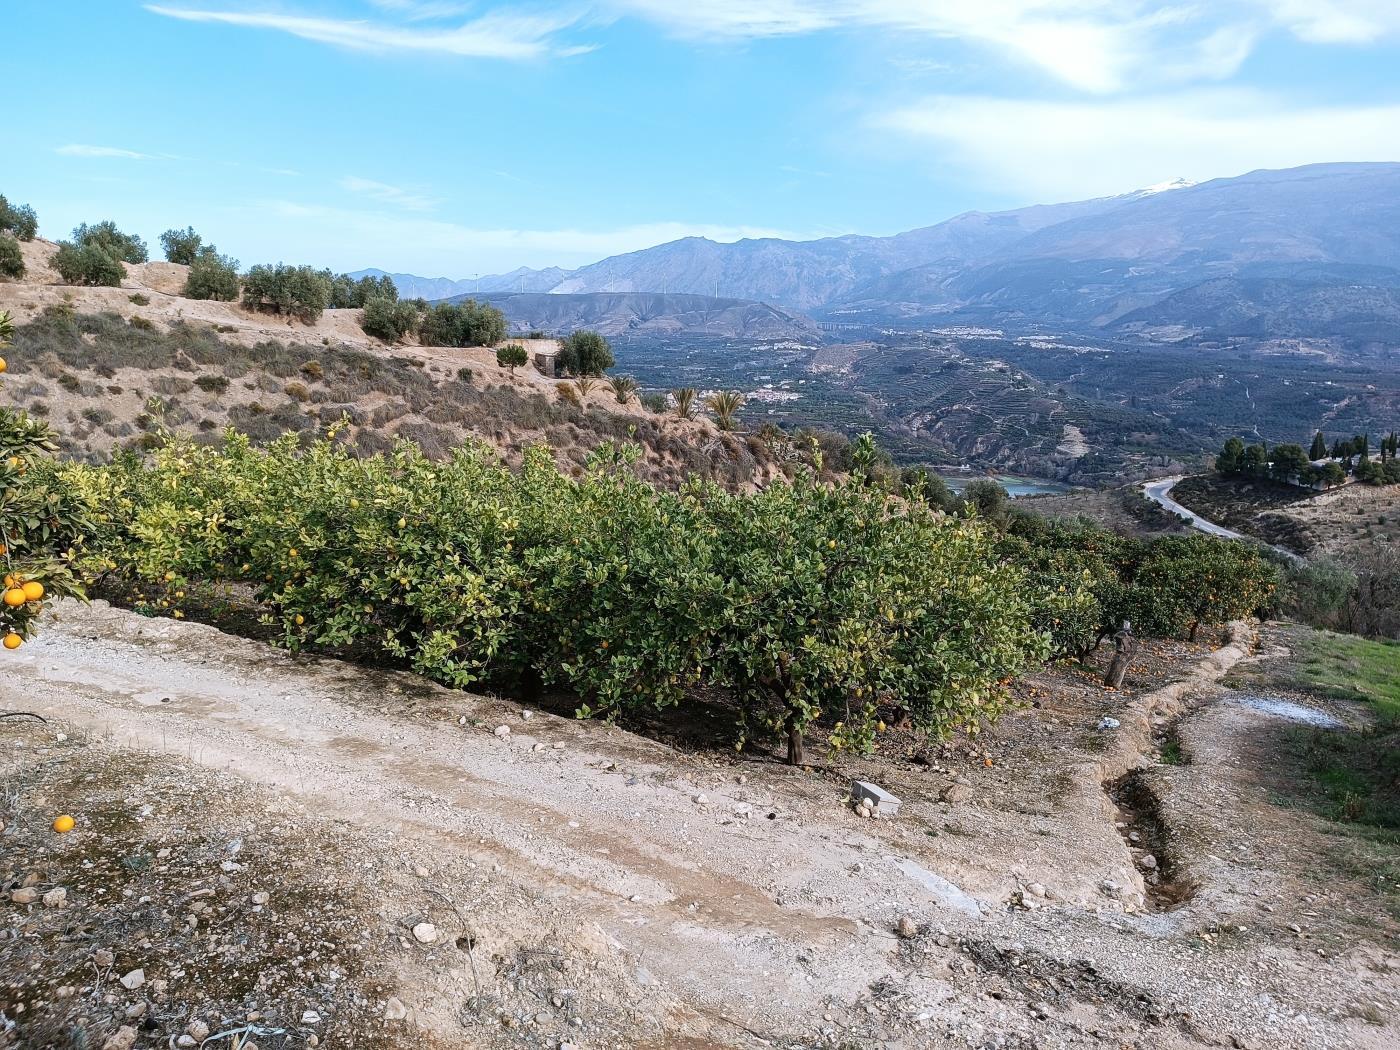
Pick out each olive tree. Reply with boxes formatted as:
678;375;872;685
183;250;241;301
160;226;205;265
0;234;22;280
241;264;332;322
557;330;614;376
361;296;420;343
0;196;38;241
72;221;148;263
52;242;125;287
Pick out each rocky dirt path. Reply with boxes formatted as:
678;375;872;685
3;603;1397;1049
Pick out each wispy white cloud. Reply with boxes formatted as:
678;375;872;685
340;175;440;211
367;0;478;21
56;143;159;160
607;2;1256;93
876;89;1400;200
1260;0;1400;44
145;4;593;59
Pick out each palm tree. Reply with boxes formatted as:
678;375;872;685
671;387;696;420
608;375;639;404
705;390;745;431
572;377;597;400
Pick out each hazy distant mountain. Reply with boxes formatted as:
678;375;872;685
457;291;819;341
822;163;1400;342
363;163;1400;350
348;266;568;302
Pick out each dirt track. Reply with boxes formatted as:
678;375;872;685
2;603;1397;1048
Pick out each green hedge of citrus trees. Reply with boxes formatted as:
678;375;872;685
54;424;1278;761
66;431;1046;761
997;515;1278;658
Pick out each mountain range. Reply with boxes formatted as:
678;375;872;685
354;163;1400;350
453;291;819;341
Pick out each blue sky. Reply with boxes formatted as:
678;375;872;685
8;1;1400;277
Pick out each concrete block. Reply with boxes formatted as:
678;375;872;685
850;780;902;817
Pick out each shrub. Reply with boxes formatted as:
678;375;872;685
0;196;38;241
129;293;150;305
241;264;331;322
557;330;614;376
418;300;507;348
72;221;148;263
361;297;420;343
160;226;204;264
672;388;696;420
52;242;125;286
961;479;1012;527
640;392;667;414
705;390;744;430
0;234;23;279
194;374;229;394
495;343;528;374
608;375;638;404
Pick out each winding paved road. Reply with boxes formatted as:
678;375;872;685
1143;476;1306;564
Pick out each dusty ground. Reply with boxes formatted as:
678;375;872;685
2;604;1398;1049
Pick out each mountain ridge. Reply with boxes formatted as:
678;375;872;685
358;163;1400;351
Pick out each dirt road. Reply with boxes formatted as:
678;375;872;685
3;602;1396;1049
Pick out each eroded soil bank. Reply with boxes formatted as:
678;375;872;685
2;604;1396;1049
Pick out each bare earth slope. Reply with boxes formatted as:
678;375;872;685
0;240;777;488
3;603;1396;1049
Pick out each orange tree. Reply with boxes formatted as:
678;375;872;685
1122;534;1278;641
0;311;91;650
702;435;1044;764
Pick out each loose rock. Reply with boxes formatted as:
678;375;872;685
118;968;145;990
384;996;409;1020
412;922;438;944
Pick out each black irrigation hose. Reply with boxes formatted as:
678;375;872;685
0;711;47;722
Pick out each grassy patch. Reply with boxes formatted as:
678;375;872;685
1285;630;1400;834
1292;631;1400;716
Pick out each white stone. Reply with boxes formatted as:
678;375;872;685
118;968;145;990
412;922;438;944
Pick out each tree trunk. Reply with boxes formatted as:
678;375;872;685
1189;620;1200;642
1103;624;1137;689
1104;649;1131;688
785;710;805;766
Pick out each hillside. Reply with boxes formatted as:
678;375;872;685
0;240;778;489
467;290;819;341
